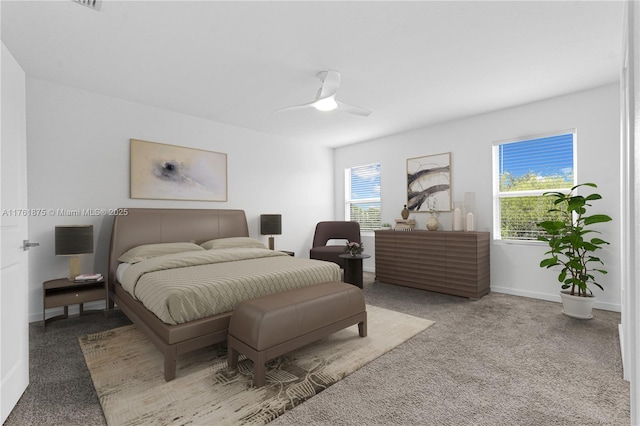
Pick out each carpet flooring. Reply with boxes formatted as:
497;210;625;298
79;305;433;425
4;272;630;425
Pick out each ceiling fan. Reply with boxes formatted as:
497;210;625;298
276;70;371;117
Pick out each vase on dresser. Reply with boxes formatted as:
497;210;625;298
426;213;439;231
401;205;410;220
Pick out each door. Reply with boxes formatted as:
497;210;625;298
1;43;30;423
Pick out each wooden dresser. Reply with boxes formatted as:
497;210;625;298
374;230;490;299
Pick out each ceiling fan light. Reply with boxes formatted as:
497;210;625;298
313;97;338;112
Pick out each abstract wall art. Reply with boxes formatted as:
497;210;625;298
406;152;451;212
130;139;228;201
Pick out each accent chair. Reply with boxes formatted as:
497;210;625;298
309;221;361;268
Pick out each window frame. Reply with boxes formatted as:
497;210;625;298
344;163;381;232
492;129;577;243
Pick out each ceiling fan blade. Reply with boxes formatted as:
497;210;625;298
317;70;341;99
274;100;316;113
337;101;372;117
277;70;371;116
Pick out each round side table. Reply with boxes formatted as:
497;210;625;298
338;253;371;289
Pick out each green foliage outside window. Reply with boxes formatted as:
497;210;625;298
500;172;571;240
350;204;381;231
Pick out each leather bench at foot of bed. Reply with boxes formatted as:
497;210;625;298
227;281;367;387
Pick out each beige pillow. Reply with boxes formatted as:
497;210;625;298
200;237;267;250
118;242;204;263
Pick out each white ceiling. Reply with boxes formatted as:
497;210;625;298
1;1;624;147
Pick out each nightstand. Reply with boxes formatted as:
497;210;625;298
42;277;107;330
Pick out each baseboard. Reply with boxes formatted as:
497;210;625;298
490;286;621;312
490;286;560;303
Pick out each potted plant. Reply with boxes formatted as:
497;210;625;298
537;182;612;319
344;241;364;256
380;223;392;230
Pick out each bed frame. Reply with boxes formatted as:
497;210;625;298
107;208;250;381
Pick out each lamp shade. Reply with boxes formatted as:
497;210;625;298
55;225;94;255
260;214;282;235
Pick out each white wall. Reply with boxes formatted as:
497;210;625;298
25;78;335;322
335;84;621;311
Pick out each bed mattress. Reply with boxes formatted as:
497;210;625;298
119;248;341;325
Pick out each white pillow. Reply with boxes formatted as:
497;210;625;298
116;262;130;283
118;242;204;263
200;237;267;250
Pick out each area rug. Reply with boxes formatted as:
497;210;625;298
79;305;434;425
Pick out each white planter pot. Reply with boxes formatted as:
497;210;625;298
560;291;595;319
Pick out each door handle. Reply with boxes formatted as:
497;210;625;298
23;240;40;251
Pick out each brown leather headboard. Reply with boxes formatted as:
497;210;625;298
108;208;249;287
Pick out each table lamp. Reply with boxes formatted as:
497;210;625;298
260;214;282;250
55;225;93;280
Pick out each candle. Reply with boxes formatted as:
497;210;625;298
466;212;475;231
453;208;463;231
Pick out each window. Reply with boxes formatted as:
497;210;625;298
493;131;575;241
345;163;381;231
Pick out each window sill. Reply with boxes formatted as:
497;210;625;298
493;239;545;247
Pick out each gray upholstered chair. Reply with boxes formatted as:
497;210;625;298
309;221;361;268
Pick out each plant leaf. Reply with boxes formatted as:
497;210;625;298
583;214;613;225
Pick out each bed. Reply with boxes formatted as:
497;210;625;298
107;208;340;381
